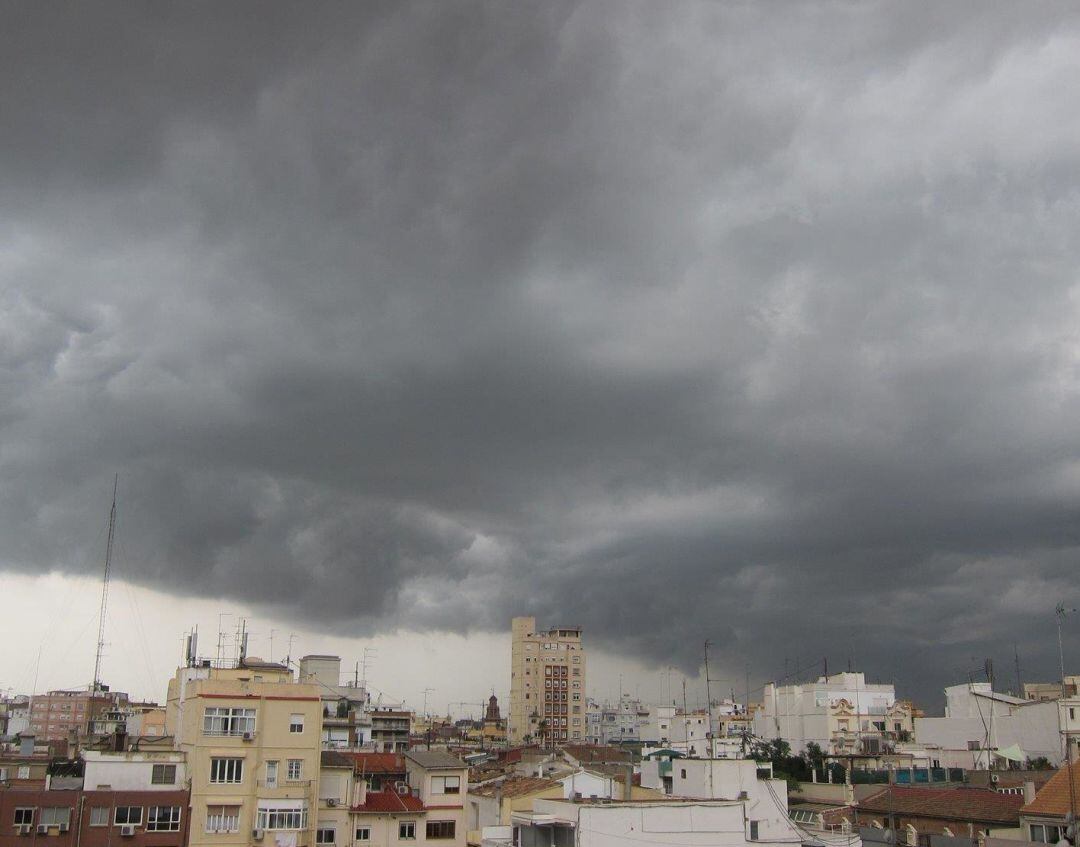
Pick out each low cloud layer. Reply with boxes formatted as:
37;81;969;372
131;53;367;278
4;1;1080;703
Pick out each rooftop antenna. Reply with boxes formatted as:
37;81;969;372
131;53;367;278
92;474;118;692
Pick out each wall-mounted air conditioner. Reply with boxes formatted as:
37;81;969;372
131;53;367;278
120;824;136;836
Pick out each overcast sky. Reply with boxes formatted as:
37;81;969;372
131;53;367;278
3;1;1080;711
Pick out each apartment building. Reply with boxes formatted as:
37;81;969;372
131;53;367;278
370;710;411;753
508;618;586;745
166;658;324;847
28;689;129;743
0;755;190;847
753;672;912;755
584;696;650;746
299;655;374;750
505;795;804;847
315;749;469;847
914;682;1061;767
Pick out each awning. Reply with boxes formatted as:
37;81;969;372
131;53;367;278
996;744;1026;763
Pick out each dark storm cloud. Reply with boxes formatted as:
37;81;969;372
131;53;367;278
4;0;1080;704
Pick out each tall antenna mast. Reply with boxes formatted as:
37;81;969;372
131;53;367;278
93;474;118;692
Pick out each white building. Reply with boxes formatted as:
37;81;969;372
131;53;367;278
753;672;912;755
585;696;650;745
82;749;188;791
506;795;805;847
914;683;1063;767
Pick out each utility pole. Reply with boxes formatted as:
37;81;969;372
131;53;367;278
1056;605;1078;846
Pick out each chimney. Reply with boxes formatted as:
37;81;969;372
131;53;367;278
1023;781;1036;805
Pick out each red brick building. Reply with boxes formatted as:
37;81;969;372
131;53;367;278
0;787;189;847
28;690;129;743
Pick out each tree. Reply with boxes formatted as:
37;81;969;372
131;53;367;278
537;719;550;749
1026;756;1053;770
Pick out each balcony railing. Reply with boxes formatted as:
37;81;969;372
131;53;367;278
257;779;313;789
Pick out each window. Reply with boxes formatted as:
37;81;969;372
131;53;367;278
209;757;244;783
427;821;456;840
287;759;304;781
207;805;240;833
750;821;760;841
431;775;460;794
13;808;34;826
1071;708;1076;721
967;740;981;751
1031;826;1046;843
115;806;143;826
316;827;336;844
17;766;30;779
399;821;416;839
40;808;69;827
147;807;182;832
90;807;109;827
203;706;256;736
356;827;371;841
256;804;307;831
152;764;177;784
290;714;305;733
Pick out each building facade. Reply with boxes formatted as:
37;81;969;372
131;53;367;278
28;689;130;743
914;683;1062;767
167;659;324;847
317;749;469;847
508;618;586;745
753;672;912;755
0;786;190;847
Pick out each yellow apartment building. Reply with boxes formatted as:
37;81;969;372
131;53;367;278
316;750;469;847
508;617;586;745
166;658;323;847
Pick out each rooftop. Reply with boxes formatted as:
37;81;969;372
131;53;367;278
859;786;1024;825
405;750;466;770
471;777;560;799
1021;766;1076;818
353;789;425;814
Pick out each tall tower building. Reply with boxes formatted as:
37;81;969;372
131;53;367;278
509;616;586;745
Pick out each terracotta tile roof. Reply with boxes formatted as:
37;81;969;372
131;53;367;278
353;789;426;814
470;777;561;799
859;786;1023;825
405;751;467;769
1021;767;1076;818
563;745;632;764
350;752;407;774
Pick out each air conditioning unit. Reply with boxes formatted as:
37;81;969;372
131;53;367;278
396;782;410;795
243;731;254;741
37;826;48;835
253;828;265;840
16;824;31;836
990;774;1000;785
58;823;70;833
327;798;338;807
121;824;136;837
